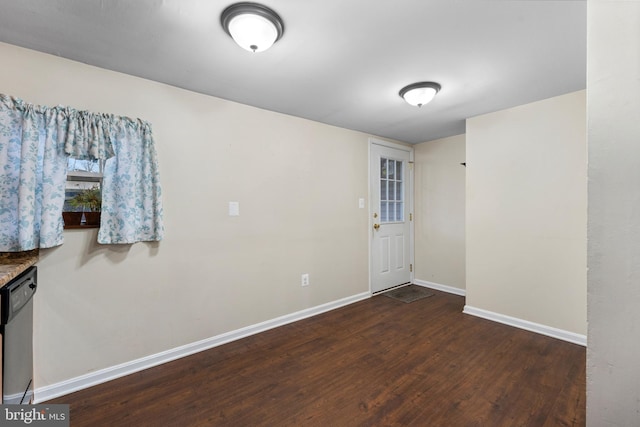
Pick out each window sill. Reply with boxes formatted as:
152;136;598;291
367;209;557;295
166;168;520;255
63;224;99;230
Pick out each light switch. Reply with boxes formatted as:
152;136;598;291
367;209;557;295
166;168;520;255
358;198;365;209
228;201;240;216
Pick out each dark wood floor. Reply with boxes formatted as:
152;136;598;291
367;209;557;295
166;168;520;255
49;289;585;426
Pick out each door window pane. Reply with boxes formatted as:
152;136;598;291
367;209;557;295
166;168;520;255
380;201;388;222
395;202;404;221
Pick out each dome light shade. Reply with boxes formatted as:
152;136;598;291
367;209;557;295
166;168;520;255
399;82;441;107
221;3;284;53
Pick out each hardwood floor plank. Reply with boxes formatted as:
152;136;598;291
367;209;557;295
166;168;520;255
49;290;585;426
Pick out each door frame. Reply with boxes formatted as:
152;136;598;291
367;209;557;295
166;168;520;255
368;137;415;294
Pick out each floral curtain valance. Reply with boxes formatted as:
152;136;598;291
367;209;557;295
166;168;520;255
1;94;115;161
60;108;115;161
0;93;164;251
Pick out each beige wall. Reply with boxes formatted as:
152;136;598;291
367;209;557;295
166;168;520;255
0;42;381;389
414;135;466;290
466;90;587;335
587;1;640;424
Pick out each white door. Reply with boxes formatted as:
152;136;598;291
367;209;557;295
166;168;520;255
370;142;412;293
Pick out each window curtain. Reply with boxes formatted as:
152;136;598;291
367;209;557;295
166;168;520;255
0;94;163;251
98;118;164;244
0;95;75;251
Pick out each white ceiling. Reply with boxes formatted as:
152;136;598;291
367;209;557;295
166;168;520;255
0;0;586;144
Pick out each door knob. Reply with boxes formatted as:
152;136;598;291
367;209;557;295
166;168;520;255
373;223;380;230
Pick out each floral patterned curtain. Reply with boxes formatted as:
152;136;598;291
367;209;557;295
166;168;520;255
0;94;163;251
0;95;76;251
98;118;164;244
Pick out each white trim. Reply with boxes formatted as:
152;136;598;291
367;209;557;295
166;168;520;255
367;141;372;295
369;137;412;152
413;281;586;347
413;279;466;296
34;292;370;403
408;148;414;284
462;305;587;347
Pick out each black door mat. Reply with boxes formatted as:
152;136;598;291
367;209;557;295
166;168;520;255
383;285;434;303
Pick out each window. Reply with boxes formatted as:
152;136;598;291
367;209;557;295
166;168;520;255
380;157;404;223
63;158;103;227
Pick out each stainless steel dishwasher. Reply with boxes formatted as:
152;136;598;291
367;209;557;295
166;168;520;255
0;266;37;404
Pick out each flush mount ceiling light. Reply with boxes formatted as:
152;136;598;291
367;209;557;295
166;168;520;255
399;82;442;107
221;2;284;53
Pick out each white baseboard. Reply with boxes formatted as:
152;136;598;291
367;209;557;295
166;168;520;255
413;279;466;296
34;291;371;403
462;305;587;347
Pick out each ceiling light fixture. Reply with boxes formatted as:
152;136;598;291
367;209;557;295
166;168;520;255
399;82;441;107
221;2;284;53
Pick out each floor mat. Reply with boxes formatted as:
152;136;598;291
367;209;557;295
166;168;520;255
383;285;434;303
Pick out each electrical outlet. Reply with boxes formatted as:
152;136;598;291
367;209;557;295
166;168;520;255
301;273;310;287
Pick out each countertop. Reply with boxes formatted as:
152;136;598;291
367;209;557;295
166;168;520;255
0;249;39;287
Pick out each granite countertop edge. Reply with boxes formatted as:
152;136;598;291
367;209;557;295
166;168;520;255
0;249;39;287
